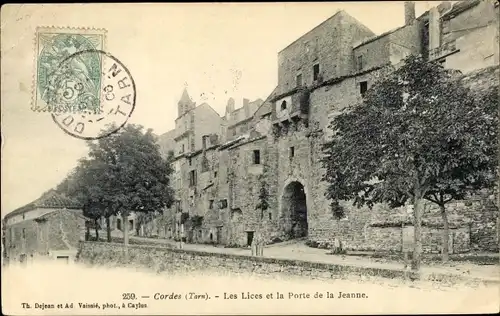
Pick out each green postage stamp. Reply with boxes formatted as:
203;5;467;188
32;27;135;140
33;27;107;114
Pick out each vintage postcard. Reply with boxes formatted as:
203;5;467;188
1;1;499;315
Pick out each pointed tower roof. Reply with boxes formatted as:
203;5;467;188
179;88;192;104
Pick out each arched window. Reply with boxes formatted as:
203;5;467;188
281;100;287;110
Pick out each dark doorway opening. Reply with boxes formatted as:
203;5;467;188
216;226;222;244
281;181;308;239
246;231;254;246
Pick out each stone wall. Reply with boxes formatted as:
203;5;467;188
5;209;85;263
151;3;499;255
227;137;279;246
77;241;410;280
439;0;499;73
276;11;374;95
308;197;498;254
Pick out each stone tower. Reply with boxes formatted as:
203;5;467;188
178;88;196;117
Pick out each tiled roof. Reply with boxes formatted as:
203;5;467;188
34;209;89;222
218;135;246;150
5;190;83;219
441;0;481;20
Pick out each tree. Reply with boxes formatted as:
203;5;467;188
256;177;270;219
60;124;175;245
321;55;498;272
330;200;346;254
57;155;115;241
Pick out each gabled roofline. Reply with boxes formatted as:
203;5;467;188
353;24;407;49
279;10;344;54
252;86;278;121
279;10;375;54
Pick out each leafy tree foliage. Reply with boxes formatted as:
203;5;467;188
256;179;270;220
322;55;498;271
57;124;175;245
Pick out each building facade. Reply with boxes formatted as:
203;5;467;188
152;0;499;252
2;190;87;264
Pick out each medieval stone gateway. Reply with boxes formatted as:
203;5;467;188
280;181;308;239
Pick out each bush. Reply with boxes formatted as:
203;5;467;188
305;240;319;248
330;247;347;255
270;237;283;244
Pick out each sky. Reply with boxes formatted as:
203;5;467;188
1;2;439;216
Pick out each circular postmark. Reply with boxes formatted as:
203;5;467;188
49;49;136;140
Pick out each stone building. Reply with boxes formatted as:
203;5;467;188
173;88;222;156
424;0;499;73
223;97;264;142
154;0;499;252
2;190;87;264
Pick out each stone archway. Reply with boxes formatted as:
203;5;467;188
281;181;308;239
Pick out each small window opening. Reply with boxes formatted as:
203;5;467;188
359;81;368;96
253;150;261;164
296;74;302;87
313;64;320;80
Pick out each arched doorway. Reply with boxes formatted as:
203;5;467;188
281;181;308;239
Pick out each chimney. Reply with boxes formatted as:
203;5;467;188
226;98;235;114
243;98;250;118
429;6;441;52
404;1;416;25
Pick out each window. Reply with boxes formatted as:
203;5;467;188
219;199;228;209
232;128;236;136
189;158;192;166
190;142;195;151
253;150;261;164
357;55;363;71
296;73;302;87
289;146;295;159
313;64;320;81
209;200;214;209
189;170;197;187
280;100;287;111
214;171;217;178
269;212;272;220
181;144;185;153
359;81;368;96
201;157;209;172
22;228;26;240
